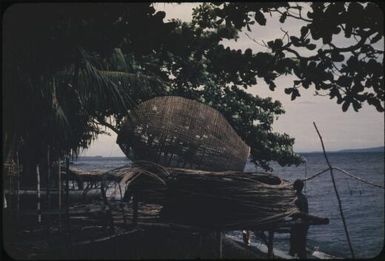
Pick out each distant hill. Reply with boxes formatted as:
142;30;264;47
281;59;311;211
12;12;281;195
298;146;384;154
336;146;384;153
77;156;127;160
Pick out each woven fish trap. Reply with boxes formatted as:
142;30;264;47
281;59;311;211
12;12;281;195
117;96;250;171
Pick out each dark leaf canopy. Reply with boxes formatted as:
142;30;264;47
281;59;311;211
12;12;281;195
5;2;382;171
193;2;384;112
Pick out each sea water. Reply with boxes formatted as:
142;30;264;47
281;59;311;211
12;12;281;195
272;152;384;259
74;152;384;258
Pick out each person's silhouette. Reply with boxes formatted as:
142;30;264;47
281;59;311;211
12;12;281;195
289;179;309;259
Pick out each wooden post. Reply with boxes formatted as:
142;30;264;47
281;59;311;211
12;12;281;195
267;230;274;259
46;147;51;209
37;165;42;224
65;157;69;217
304;158;307;194
118;184;127;224
217;231;223;259
65;156;71;245
46;147;51;235
9;165;12;204
58;160;62;232
100;179;115;233
133;189;138;226
313;122;355;259
16;152;20;218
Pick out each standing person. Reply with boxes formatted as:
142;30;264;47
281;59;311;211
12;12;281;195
289;179;309;259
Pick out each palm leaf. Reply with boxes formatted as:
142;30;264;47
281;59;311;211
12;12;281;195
110;48;129;72
99;70;166;99
79;52;131;112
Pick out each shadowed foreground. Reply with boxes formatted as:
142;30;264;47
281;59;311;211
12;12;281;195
5;226;263;259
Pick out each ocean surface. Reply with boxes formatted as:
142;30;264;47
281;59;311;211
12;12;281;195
73;152;384;259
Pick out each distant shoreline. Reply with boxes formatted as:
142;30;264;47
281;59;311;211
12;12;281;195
79;146;384;159
297;146;384;154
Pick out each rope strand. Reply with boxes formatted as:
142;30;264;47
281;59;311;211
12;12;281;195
302;167;384;189
333;167;384;189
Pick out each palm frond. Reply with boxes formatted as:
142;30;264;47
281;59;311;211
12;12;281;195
80;54;131;111
51;77;70;127
110;48;129;72
99;70;166;99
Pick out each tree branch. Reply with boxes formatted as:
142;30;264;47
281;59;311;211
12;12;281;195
273;9;312;23
280;33;369;63
92;118;119;134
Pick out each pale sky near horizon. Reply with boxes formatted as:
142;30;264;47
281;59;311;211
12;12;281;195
80;3;384;157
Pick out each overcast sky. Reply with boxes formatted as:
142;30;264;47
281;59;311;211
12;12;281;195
81;3;384;156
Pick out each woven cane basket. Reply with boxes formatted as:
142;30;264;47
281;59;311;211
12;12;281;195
117;96;250;171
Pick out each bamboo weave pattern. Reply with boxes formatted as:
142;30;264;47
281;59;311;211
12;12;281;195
117;96;250;171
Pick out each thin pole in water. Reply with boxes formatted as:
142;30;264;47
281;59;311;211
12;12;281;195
304;157;307;194
313;122;355;259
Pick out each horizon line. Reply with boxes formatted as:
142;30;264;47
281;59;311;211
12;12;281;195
80;145;384;158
